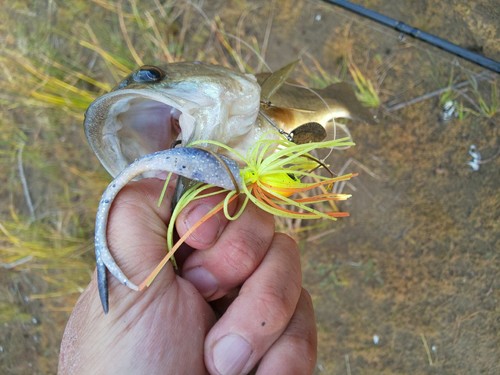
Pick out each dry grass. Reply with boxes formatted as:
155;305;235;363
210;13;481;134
1;1;499;375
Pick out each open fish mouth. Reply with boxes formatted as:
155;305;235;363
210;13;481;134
85;89;196;177
84;63;262;178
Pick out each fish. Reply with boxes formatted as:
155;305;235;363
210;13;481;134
84;61;374;312
84;61;374;178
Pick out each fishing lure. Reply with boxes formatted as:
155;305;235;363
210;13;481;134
94;147;241;312
94;136;355;313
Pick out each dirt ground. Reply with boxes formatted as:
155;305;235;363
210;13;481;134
1;0;498;374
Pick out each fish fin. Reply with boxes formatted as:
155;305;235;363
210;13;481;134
319;82;377;124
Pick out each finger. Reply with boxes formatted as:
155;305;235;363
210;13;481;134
204;233;302;375
103;178;175;313
256;289;317;375
175;188;237;250
179;200;275;300
60;178;215;374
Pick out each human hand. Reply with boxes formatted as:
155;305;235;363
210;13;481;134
58;178;316;375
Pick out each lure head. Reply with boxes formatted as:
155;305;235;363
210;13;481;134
84;62;263;177
260;172;301;197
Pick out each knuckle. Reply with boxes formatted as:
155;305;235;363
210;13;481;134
258;285;297;327
221;227;266;275
274;233;302;278
112;184;151;216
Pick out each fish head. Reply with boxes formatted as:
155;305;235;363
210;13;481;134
84;62;261;177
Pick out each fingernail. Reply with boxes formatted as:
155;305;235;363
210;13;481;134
184;204;220;244
183;267;218;297
213;334;252;375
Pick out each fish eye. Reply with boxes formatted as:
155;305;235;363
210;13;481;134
133;66;166;83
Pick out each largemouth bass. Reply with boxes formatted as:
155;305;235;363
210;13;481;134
84;62;374;178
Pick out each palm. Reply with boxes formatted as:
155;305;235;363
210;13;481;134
60;271;215;374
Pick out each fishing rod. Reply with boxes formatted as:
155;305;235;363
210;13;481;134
322;0;500;74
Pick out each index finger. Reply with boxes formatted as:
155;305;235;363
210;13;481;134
178;199;275;300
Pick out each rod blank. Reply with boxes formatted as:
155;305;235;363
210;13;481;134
322;0;500;73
